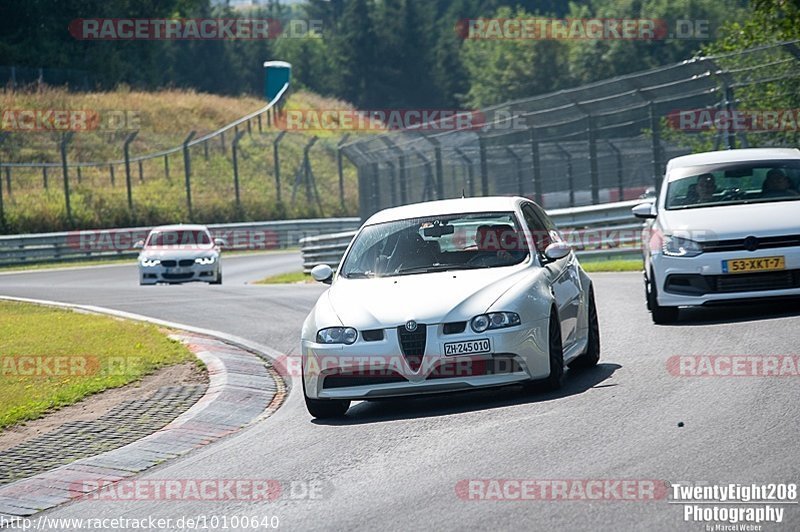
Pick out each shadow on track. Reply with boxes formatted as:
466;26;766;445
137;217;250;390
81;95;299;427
675;298;800;326
312;362;621;425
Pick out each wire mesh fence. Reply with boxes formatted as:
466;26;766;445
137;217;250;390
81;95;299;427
0;83;361;233
342;41;800;219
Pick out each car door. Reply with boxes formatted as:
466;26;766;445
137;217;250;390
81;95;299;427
522;204;581;349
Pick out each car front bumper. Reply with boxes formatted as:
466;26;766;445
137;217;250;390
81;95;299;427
139;263;219;284
301;320;550;400
652;246;800;307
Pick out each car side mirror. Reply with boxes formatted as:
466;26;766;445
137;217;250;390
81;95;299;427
133;240;144;249
632;202;657;219
544;242;571;262
214;238;227;249
311;264;333;285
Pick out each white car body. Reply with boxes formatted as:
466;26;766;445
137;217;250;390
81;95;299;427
636;148;800;323
301;197;600;418
137;224;223;285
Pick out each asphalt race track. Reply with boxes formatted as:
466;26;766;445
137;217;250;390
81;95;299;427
1;252;798;531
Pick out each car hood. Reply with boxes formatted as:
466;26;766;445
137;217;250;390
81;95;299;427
326;266;528;328
659;201;800;241
140;246;216;259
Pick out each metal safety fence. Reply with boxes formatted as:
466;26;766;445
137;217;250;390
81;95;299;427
0;217;361;266
342;41;800;219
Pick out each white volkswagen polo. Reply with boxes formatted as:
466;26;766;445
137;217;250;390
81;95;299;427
634;148;800;323
300;196;600;419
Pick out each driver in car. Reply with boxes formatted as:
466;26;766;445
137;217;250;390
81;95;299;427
695;173;718;203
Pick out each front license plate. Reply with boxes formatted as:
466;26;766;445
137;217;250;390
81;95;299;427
444;339;491;356
721;256;785;274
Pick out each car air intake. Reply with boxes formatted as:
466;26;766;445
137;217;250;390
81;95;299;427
715;271;797;293
361;329;384;342
397;324;426;372
443;321;467;334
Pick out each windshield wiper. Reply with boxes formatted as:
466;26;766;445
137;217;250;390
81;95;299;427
343;271;374;279
394;263;489;275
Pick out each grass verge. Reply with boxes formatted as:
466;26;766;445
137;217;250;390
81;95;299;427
253;270;311;285
254;259;643;283
0;300;197;430
580;258;643;272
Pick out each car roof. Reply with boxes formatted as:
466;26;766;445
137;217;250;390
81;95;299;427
363;196;527;225
666;148;800;181
148;224;210;232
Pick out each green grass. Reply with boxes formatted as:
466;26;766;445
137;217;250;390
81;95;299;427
253;270;311;285
0;300;196;430
580;258;643;272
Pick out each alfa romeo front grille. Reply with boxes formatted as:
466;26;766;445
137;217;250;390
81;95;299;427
397;324;426;372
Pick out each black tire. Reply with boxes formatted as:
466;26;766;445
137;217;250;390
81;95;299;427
304;395;350;419
210;271;222;285
301;371;350;419
569;289;600;370
525;308;564;392
646;270;679;324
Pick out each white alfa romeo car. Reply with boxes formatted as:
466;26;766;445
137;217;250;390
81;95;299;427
301;197;600;419
136;224;224;285
634;148;800;323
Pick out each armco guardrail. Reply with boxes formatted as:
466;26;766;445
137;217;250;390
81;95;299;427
300;200;646;272
0;218;361;267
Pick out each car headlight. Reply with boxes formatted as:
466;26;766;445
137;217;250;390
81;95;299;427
316;327;358;345
141;258;161;267
195;256;217;265
471;312;521;332
662;235;703;257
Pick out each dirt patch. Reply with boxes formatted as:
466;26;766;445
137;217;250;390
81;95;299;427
0;361;207;452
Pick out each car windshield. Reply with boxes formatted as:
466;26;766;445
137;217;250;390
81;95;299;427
340;212;529;279
146;230;211;247
665;160;800;210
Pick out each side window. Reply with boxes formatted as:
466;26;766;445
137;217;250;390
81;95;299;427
521;205;549;255
528;203;563;246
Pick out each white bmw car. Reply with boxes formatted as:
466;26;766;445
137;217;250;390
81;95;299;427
301;196;600;419
136;224;224;285
634;148;800;323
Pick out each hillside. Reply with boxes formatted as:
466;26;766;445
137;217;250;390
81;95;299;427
0;88;359;234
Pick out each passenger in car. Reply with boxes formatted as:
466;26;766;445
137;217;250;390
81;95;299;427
761;169;799;198
474;225;524;265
